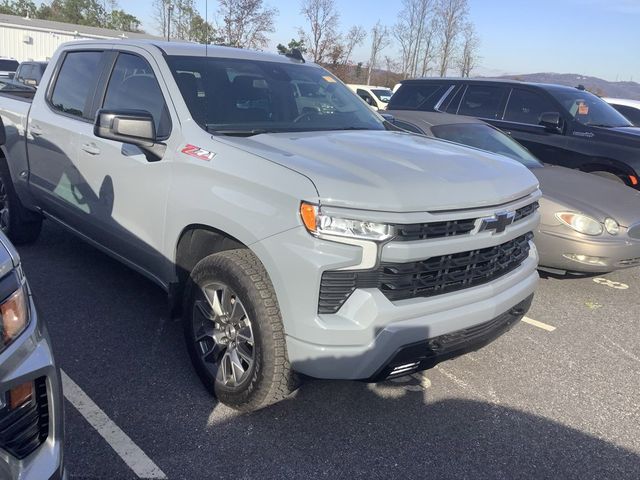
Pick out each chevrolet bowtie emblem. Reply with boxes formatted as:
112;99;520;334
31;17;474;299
479;211;516;234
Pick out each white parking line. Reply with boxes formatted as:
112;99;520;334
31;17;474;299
61;370;167;479
521;316;556;332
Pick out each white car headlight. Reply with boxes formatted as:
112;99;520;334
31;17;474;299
300;202;393;241
555;212;603;236
604;217;619;235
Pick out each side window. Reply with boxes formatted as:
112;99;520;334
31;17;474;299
393;120;424;135
458;85;508;119
356;89;376;106
103;53;171;138
50;51;103;118
388;84;451;110
504;89;559;125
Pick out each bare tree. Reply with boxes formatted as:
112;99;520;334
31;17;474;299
341;25;367;65
419;17;438;76
393;0;436;78
456;22;480;77
435;0;468;77
151;0;168;37
218;0;277;49
367;21;390;85
299;0;340;63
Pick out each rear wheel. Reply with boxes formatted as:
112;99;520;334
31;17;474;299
0;159;42;244
183;249;298;411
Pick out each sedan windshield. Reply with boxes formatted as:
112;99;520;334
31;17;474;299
166;55;384;135
548;89;631;128
430;123;543;168
372;88;393;103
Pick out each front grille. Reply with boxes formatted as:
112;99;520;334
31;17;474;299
0;377;49;459
618;257;640;267
393;201;538;241
319;232;533;314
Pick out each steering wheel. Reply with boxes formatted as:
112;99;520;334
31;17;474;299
293;109;321;123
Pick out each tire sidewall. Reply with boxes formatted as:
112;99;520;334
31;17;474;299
183;254;271;407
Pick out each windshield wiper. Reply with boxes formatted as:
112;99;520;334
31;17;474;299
208;127;273;137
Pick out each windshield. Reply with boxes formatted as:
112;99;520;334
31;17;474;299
431;123;543;168
166;55;384;135
548;89;631;128
372;88;393;103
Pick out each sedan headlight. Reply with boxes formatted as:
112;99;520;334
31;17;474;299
0;286;29;353
300;202;393;241
604;217;619;235
555;212;603;236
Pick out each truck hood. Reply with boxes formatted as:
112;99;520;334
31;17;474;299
533;165;640;227
221;130;539;212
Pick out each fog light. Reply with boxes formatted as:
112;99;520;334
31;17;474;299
604;218;619;235
562;253;607;266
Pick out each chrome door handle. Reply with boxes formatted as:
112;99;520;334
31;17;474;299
81;143;101;155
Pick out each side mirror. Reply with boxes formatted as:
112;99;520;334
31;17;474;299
539;112;564;133
94;109;156;146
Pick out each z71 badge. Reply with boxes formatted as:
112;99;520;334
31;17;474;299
181;144;215;161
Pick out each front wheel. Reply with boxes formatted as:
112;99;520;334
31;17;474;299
182;249;299;411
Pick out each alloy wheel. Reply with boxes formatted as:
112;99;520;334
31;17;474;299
191;282;255;387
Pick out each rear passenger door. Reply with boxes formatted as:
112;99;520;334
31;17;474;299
72;48;174;282
491;88;573;166
27;49;105;219
455;84;509;120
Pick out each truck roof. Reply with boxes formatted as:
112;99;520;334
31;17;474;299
399;77;590;94
62;39;312;65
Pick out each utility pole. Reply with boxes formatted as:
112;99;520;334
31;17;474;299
167;2;174;42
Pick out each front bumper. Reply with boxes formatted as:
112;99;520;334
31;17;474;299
0;295;64;480
535;228;640;273
253;195;540;380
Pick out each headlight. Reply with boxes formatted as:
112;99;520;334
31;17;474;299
0;286;29;353
604;217;619;235
300;202;393;241
555;212;603;235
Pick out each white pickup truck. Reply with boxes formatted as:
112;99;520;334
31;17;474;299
0;40;541;410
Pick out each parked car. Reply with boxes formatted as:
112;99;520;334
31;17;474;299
0;59;19;79
602;97;640;126
347;84;393;109
14;62;48;87
0;40;541;411
0;231;64;479
387;110;640;273
389;78;640;189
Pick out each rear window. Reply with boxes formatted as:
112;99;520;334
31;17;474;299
388;83;451;110
50;51;102;118
0;60;18;72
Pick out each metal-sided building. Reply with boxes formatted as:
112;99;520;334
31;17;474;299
0;13;159;62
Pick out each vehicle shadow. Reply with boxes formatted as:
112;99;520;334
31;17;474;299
16;222;640;480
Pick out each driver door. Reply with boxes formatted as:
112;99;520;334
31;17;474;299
72;49;174;283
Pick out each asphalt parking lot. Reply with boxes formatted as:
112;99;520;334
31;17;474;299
16;221;640;480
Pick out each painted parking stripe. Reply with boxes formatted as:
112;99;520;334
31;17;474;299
521;316;556;332
61;370;167;479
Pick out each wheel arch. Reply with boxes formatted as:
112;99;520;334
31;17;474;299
171;224;248;315
579;158;638;186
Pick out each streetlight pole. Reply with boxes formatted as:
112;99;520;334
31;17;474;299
167;3;173;42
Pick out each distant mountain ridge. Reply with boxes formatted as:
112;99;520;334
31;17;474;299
487;73;640;100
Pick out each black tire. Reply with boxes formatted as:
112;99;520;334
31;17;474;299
0;157;42;244
182;249;299;411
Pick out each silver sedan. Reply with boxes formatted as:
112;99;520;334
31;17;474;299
387;110;640;274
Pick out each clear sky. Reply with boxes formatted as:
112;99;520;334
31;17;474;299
124;0;639;82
